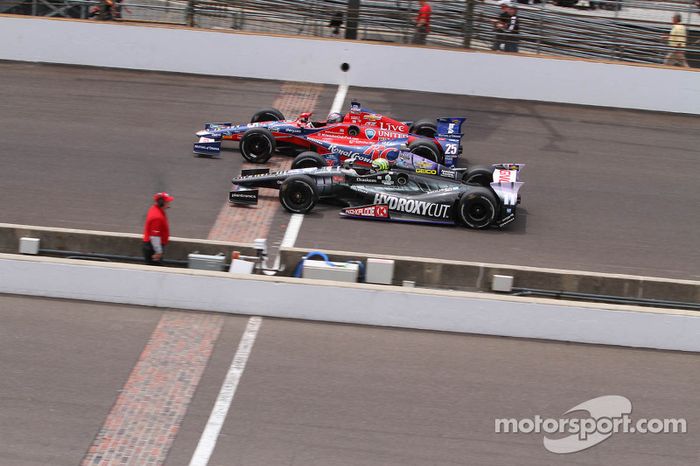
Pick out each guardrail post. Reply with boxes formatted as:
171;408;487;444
463;0;475;49
536;0;545;54
345;0;360;40
186;0;195;27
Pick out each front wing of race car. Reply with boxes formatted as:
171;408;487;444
228;168;279;204
229;188;259;205
193;122;239;155
194;137;222;156
229;167;321;205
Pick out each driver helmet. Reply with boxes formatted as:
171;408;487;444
327;112;343;124
371;158;390;172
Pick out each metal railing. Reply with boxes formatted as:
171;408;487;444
2;0;698;66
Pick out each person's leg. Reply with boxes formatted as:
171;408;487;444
143;242;155;265
492;32;503;51
420;28;428;45
663;52;674;66
413;25;427;45
666;51;687;67
412;28;420;44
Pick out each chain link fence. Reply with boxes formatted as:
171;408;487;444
2;0;698;66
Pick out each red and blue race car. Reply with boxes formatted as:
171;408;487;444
193;101;466;167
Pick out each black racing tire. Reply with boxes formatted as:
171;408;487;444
292;151;325;169
240;128;276;163
250;108;285;123
458;187;498;229
279;175;319;214
409;118;438;138
408;139;443;164
462;165;494;187
348;125;361;137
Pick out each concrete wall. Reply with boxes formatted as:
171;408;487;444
2;254;699;352
1;15;698;114
5;224;698;302
280;247;700;304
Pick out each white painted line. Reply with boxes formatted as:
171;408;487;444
277;84;348;251
330;83;348;114
189;316;263;466
281;213;304;248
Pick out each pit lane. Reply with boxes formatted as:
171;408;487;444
1;61;698;281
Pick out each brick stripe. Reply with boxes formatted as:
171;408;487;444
82;83;324;466
82;312;224;466
208;83;324;242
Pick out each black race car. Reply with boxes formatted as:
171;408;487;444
229;162;523;229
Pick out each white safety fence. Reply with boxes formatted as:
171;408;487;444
3;0;699;66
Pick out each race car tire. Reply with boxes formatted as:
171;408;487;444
348;125;361;137
408;139;443;164
279;175;319;214
457;188;498;230
240;128;276;163
462;165;494;187
292;151;325;169
409;119;438;138
250;108;285;123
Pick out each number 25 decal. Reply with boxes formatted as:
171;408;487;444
445;144;458;155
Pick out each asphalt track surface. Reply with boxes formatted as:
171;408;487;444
0;294;698;466
1;62;699;279
1;62;699;465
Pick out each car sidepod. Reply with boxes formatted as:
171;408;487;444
340;174;460;225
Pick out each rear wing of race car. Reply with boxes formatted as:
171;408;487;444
436;118;466;166
491;181;523;207
489;164;524;227
436;117;466;139
490;164;524;202
493;163;524;172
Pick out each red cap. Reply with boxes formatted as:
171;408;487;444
154;192;174;202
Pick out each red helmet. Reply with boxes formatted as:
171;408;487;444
153;192;174;203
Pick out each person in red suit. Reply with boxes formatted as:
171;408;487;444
143;192;173;265
413;0;432;45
